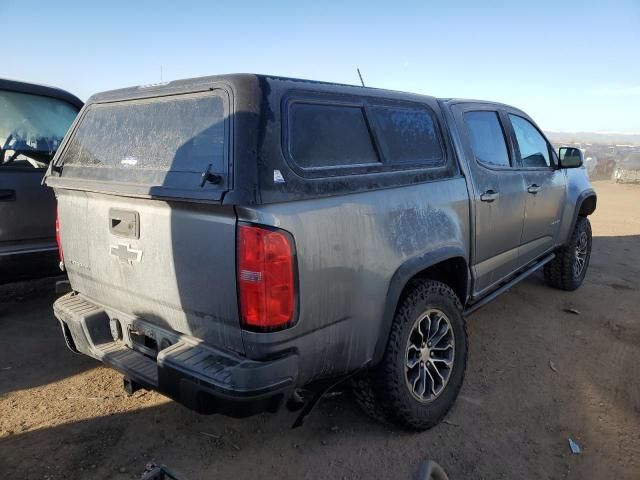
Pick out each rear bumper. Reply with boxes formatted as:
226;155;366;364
53;293;298;417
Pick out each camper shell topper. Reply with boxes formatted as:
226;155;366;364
48;74;458;205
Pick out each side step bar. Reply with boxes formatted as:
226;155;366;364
464;253;555;316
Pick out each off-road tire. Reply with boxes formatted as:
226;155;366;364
352;280;468;430
544;216;592;291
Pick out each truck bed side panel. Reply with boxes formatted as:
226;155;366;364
237;177;470;384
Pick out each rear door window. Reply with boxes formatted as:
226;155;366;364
370;105;443;166
59;91;227;190
289;102;380;169
463;111;511;168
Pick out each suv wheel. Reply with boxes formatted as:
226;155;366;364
544;216;592;291
352;280;467;430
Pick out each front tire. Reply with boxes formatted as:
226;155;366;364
544;216;592;291
353;280;467;430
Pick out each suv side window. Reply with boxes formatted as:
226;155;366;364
0;89;78;170
369;105;444;166
508;114;551;168
463;111;510;168
289;102;380;169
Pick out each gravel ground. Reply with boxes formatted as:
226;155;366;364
1;180;638;479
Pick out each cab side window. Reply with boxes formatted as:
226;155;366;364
509;114;551;168
463;111;510;168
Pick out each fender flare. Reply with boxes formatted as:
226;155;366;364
372;246;469;364
567;189;597;244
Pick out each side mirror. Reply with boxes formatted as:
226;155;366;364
558;147;583;168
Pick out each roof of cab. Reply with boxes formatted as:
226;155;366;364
0;78;83;109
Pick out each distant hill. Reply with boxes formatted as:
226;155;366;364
545;131;640;146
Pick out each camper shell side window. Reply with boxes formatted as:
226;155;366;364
282;92;447;179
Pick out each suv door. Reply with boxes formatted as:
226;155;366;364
506;113;566;265
0;162;56;256
0;89;79;258
451;104;527;296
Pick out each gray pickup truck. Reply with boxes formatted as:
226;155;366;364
45;74;596;430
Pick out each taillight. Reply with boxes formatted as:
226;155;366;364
237;224;296;330
55;207;64;270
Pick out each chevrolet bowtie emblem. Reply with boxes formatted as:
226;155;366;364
110;243;143;264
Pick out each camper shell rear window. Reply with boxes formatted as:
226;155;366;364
57;90;229;198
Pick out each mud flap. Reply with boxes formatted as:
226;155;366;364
291;369;362;428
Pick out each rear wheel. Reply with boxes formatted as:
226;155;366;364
544;216;592;291
352;280;467;430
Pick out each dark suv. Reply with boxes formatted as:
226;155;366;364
0;79;81;281
46;74;596;429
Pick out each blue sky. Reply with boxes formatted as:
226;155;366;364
2;0;638;133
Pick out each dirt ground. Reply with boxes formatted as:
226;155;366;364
1;180;638;479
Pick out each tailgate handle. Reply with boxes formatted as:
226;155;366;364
0;189;16;201
109;209;140;239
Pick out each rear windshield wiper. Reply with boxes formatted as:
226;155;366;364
200;163;223;187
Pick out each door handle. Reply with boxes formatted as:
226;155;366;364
480;189;499;202
527;184;542;194
0;189;16;201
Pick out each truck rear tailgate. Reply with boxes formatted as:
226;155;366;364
56;189;244;353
